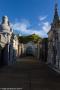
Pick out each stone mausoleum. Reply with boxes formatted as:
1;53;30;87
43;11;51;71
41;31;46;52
0;16;18;66
48;2;60;69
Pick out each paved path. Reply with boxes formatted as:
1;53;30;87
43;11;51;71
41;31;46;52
0;57;60;90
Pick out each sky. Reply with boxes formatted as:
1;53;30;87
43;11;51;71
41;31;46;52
0;0;60;38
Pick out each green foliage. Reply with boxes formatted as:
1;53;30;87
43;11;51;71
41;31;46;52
42;38;48;43
18;34;42;43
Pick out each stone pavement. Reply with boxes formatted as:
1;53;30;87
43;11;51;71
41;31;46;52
0;57;60;90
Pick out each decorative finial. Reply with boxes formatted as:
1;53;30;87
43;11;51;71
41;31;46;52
53;0;59;22
55;0;57;4
2;16;8;25
55;0;58;9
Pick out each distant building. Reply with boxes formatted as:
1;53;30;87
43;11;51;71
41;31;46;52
13;35;19;57
18;43;25;57
47;2;60;69
37;38;48;62
24;41;37;57
18;40;38;58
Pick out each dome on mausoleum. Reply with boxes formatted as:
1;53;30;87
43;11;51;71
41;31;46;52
0;16;11;33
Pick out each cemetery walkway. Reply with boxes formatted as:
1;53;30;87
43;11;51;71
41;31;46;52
0;57;60;90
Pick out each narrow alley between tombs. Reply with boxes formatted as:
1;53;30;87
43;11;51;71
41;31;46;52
0;56;60;90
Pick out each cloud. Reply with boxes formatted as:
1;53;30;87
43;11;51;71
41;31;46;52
39;16;47;21
11;18;51;38
38;15;51;33
42;22;51;33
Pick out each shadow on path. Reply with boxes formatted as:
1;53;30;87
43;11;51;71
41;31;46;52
0;57;60;90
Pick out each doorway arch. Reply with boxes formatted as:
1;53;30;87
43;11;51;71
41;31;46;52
26;46;34;56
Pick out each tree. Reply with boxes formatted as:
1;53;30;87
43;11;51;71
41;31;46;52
18;34;42;43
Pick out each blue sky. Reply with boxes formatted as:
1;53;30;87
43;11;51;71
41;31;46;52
0;0;60;37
